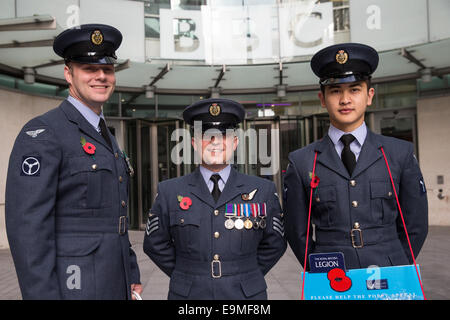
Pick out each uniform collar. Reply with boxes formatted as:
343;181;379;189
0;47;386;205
199;164;231;186
328;122;367;147
67;95;105;132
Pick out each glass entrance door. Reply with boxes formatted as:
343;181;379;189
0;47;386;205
244;118;281;198
124;119;182;230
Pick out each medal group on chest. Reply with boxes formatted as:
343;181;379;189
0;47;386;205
224;202;267;230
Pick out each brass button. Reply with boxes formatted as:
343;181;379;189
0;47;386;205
214;232;220;239
315;197;320;203
115;152;119;159
91;164;97;170
214;209;219;216
388;191;392;197
180;218;185;224
353;222;360;229
213;254;220;260
351;201;358;208
350;180;356;187
121;200;126;207
119;176;123;182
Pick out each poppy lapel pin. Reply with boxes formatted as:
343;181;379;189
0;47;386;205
178;195;192;210
81;136;96;160
309;172;320;189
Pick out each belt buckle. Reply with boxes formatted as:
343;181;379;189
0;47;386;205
211;259;222;278
119;216;127;235
350;227;363;248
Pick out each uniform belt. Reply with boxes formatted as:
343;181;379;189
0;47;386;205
55;216;128;235
175;255;258;278
315;225;399;248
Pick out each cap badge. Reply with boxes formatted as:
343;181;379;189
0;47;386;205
91;30;104;46
336;49;348;64
209;103;221;117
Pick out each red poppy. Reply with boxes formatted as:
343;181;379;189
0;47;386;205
327;268;352;292
179;197;192;210
310;175;320;189
83;142;96;155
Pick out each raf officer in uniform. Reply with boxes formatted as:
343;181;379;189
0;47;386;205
284;43;428;271
143;98;287;299
5;24;141;299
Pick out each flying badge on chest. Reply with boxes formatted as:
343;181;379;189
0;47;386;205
241;189;257;201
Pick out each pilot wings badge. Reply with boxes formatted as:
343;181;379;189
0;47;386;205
26;129;46;138
242;189;258;201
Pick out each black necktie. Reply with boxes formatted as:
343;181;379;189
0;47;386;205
340;134;356;175
99;118;112;149
210;174;221;202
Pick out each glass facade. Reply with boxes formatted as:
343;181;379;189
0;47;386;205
2;73;449;120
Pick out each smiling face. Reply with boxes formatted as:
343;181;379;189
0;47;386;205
64;62;116;114
192;129;238;172
318;80;375;132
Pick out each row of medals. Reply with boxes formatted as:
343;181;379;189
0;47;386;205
224;216;267;230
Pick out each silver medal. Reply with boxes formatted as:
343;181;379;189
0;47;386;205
225;218;235;230
234;218;244;230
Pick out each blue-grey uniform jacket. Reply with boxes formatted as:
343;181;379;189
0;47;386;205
5;100;140;299
143;167;287;300
284;129;428;270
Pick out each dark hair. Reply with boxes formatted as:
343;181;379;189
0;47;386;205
320;78;372;95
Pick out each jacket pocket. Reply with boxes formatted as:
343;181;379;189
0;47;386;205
240;273;267;299
370;181;398;224
310;185;337;227
56;235;102;300
229;220;263;256
169;210;201;254
69;155;114;209
169;272;193;299
388;250;410;266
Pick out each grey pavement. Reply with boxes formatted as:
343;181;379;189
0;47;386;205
0;226;448;300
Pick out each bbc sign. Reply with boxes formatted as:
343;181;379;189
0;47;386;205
160;2;333;64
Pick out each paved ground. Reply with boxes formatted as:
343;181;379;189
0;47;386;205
0;226;448;300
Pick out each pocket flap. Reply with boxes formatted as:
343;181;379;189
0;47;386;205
370;181;394;199
240;274;267;298
313;185;336;202
169;210;201;227
169;275;193;298
69;155;113;175
56;235;102;257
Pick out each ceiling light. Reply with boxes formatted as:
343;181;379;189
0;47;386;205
276;84;287;98
145;85;155;99
210;87;221;99
420;68;432;83
23;67;35;84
